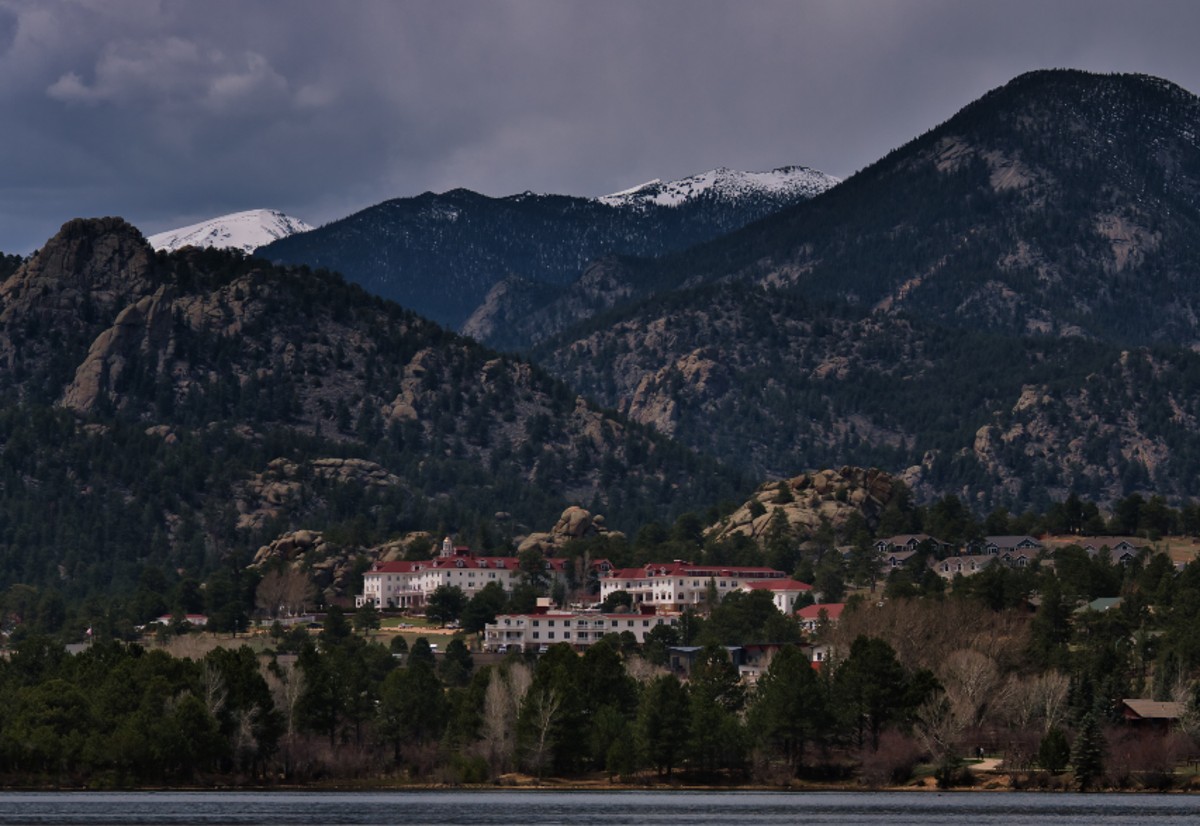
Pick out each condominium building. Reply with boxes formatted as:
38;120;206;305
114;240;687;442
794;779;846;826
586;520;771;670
483;607;680;652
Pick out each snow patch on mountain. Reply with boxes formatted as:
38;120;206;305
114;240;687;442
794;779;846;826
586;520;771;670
148;209;313;254
598;166;839;208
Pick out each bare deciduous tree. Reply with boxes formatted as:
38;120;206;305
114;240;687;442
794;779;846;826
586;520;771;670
266;660;306;778
625;655;669;684
524;686;563;781
202;661;227;718
914;691;964;763
995;670;1069;733
940;649;1000;730
255;567;317;619
832;598;1030;675
480;662;532;777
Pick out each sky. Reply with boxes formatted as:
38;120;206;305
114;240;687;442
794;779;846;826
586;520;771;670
1;0;1198;253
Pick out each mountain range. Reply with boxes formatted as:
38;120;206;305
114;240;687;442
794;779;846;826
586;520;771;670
254;166;838;330
3;68;1200;609
0;217;740;601
532;70;1200;507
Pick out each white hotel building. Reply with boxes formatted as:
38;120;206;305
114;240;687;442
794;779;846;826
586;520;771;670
598;561;800;612
356;537;568;609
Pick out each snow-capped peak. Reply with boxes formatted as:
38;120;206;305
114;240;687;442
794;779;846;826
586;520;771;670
147;209;313;254
597;166;839;208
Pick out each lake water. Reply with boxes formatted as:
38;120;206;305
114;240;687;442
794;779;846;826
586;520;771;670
0;790;1196;825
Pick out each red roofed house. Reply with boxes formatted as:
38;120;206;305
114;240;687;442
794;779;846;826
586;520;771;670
796;602;845;635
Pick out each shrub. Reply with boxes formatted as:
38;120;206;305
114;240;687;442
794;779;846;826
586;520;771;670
858;731;924;787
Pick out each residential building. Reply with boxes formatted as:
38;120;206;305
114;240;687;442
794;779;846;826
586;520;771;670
483;606;679;652
979;535;1043;555
933;554;996;580
882;549;919;570
874;534;951;555
1120;699;1184;729
1081;540;1142;564
796;602;845;634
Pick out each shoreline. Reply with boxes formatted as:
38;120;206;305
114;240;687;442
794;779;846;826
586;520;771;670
4;771;1198;794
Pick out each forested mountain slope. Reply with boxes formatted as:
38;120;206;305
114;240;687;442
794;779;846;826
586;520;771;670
611;71;1200;345
535;71;1200;507
0;218;742;601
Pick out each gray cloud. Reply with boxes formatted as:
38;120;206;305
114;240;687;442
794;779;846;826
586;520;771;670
1;0;1198;253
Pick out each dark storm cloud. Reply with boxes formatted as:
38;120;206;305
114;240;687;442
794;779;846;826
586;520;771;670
1;0;1198;252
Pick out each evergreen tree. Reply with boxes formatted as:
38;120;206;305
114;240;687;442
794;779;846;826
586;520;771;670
1071;712;1105;789
636;674;690;777
1037;727;1071;774
749;645;830;773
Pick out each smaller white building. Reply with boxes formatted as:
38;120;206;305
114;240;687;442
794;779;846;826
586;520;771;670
484;609;680;652
740;578;813;614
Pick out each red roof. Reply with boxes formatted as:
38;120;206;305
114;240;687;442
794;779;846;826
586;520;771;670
370;561;420;573
607;562;786;580
743;579;812;592
797;603;846;621
370;554;568;574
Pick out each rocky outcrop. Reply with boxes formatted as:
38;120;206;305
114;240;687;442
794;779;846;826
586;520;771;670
460;275;563;349
462;257;639;352
623;348;729;437
251;529;440;603
250;529;350;604
0;218;160;384
517;505;624;554
0;217;157;324
62;285;176;412
707;467;899;545
235;457;406;530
